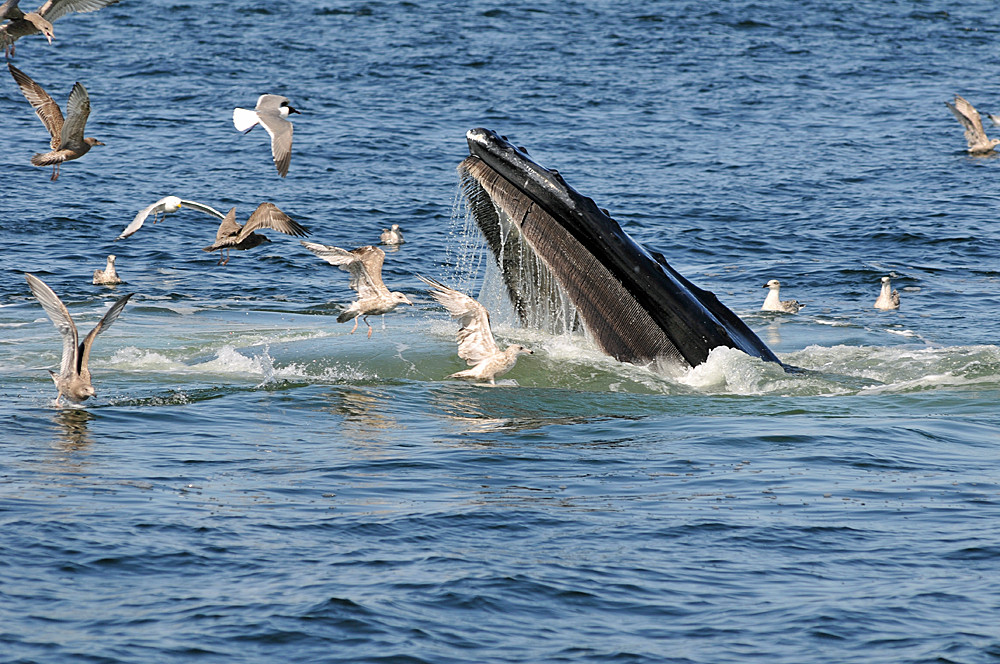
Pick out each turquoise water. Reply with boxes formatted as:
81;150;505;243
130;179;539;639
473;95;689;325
2;1;999;661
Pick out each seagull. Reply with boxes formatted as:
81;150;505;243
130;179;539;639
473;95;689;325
761;279;804;314
0;0;52;57
8;63;103;181
202;202;309;265
92;254;123;285
233;94;299;177
1;0;119;57
418;275;533;384
24;273;133;405
380;224;405;246
116;195;226;241
945;95;1000;154
874;275;900;310
301;241;412;337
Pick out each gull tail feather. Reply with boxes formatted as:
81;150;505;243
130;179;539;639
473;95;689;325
233;107;260;133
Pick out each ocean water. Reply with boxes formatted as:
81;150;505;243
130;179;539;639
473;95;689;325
2;1;999;662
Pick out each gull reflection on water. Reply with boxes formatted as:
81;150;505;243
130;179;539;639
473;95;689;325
53;407;96;450
323;387;400;451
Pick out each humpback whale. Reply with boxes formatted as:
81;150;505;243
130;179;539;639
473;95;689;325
458;128;783;371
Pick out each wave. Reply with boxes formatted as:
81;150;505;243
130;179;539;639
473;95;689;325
56;311;1000;399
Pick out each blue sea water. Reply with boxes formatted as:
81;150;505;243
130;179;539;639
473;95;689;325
2;1;1000;662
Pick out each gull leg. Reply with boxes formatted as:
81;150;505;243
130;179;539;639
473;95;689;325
365;316;374;338
50;164;60;181
350;316;359;334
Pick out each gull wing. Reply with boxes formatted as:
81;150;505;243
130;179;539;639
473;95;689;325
77;291;132;375
59;80;90;145
25;273;78;378
37;0;119;22
236;202;309;243
257;112;293;177
178;198;226;219
302;241;383;300
212;207;242;242
946;95;988;148
8;63;63;148
350;246;388;298
116;196;227;240
1;1;23;20
417;275;499;365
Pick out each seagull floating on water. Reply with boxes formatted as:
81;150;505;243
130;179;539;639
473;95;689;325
945;95;1000;154
233;94;299;177
1;0;119;58
203;202;309;265
418;276;533;384
874;275;900;310
761;279;804;314
25;273;133;405
8;63;103;181
116;195;226;241
301;241;412;337
380;224;405;246
92;254;123;285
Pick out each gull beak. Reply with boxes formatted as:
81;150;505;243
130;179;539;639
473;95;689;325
287;106;301;115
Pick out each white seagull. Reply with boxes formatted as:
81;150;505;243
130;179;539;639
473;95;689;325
25;273;133;405
233;93;299;177
380;224;404;245
116;195;226;240
301;241;412;337
761;279;804;314
874;275;900;310
945;95;1000;154
92;254;123;285
418;275;533;384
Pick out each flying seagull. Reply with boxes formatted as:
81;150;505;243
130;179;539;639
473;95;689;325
233;94;299;177
25;273;133;405
8;62;103;180
0;0;52;57
203;202;309;265
945;95;1000;154
116;195;226;240
2;0;120;57
92;254;123;285
761;279;804;314
418;275;533;384
874;275;900;310
301;241;412;337
380;224;405;246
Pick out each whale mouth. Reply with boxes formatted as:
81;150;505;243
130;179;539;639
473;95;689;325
458;128;782;370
